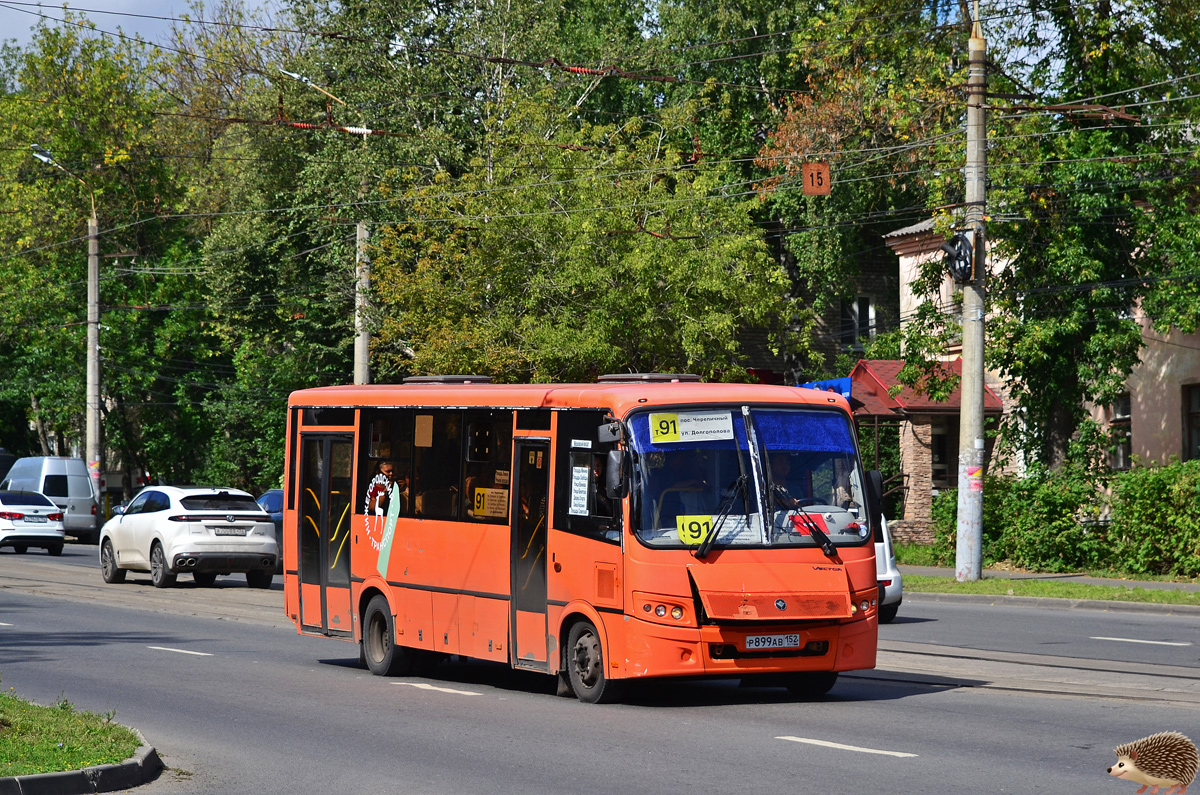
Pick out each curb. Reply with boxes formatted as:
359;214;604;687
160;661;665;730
905;590;1200;616
0;731;161;795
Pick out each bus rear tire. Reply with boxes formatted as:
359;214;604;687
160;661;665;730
566;620;624;704
785;671;838;699
363;595;413;677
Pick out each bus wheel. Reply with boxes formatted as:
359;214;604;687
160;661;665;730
785;671;838;699
100;539;125;583
363;595;413;677
566;621;624;704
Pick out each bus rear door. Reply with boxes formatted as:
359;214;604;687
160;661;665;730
298;434;354;637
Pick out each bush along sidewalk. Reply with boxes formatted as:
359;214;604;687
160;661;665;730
927;458;1200;579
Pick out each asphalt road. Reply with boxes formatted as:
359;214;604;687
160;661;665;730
1;545;1197;794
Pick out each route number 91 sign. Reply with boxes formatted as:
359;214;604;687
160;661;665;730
802;161;831;196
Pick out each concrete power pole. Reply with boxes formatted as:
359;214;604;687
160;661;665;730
353;218;371;385
955;12;987;582
86;213;102;500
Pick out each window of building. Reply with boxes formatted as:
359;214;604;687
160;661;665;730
1186;386;1200;462
1109;393;1131;471
840;296;876;349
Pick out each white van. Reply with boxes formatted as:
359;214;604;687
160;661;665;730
0;456;99;544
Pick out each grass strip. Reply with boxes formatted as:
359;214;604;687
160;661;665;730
904;575;1200;606
0;688;141;777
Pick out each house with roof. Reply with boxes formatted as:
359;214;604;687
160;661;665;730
877;218;1200;540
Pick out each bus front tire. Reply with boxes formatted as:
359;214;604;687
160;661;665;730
785;671;838;699
363;595;413;677
566;621;624;704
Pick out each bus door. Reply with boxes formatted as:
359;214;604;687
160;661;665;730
511;440;550;670
298;434;354;637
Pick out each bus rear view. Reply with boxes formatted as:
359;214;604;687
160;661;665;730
282;375;882;703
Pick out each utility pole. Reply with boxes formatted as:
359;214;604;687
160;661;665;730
354;215;370;385
956;8;987;582
31;145;102;501
87;212;101;498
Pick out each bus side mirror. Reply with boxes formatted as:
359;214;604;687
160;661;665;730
605;449;627;499
597;421;623;443
865;469;884;539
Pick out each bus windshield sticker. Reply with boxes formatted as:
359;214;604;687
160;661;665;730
571;439;592;449
474;487;509;518
494;469;510;486
415;414;434;448
569;466;590;516
676;514;713;546
650;410;735;444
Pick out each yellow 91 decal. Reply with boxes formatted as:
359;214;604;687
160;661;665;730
650;413;680;443
676;515;713;546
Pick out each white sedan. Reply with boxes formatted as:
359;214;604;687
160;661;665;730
99;486;278;588
0;490;66;556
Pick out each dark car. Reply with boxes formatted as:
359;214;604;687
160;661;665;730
257;489;283;573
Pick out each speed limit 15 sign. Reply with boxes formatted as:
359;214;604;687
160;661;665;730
801;161;831;196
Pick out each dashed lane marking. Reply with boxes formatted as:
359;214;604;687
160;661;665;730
148;646;214;656
392;682;481;696
776;736;918;758
1090;636;1192;647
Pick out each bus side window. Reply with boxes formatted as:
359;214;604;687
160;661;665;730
413;410;462;520
554;410;620;543
359;410;413;519
463;410;513;523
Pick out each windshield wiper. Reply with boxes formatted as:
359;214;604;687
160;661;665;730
789;507;838;558
695;475;746;559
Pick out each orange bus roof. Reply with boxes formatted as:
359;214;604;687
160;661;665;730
287;381;851;417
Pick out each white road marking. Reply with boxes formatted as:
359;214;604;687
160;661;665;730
147;646;213;656
776;736;917;758
1090;636;1192;647
393;682;481;696
0;622;12;626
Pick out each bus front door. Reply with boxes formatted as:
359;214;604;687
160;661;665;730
511;440;549;670
298;434;354;637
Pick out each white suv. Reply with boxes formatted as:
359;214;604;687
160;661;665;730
876;516;903;623
99;486;278;588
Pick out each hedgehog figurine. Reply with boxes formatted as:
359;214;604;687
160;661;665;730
1107;731;1198;794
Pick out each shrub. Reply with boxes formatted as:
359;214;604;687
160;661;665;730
930;464;1109;572
1108;459;1200;578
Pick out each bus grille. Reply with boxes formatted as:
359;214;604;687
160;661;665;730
699;592;851;620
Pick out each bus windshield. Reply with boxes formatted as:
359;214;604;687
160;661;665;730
630;406;869;551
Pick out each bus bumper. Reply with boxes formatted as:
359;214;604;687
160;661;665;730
620;615;877;679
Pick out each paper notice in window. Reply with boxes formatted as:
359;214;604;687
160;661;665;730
569;466;590;516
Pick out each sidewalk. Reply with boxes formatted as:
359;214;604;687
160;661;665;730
900;564;1200;592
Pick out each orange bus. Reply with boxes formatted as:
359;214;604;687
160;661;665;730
282;374;883;702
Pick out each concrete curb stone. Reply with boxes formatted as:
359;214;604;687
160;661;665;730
905;590;1200;615
0;731;161;795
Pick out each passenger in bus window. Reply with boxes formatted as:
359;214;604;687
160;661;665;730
591;455;614;518
366;460;409;517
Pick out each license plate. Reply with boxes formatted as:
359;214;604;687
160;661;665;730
24;516;47;523
213;526;247;536
744;633;801;651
